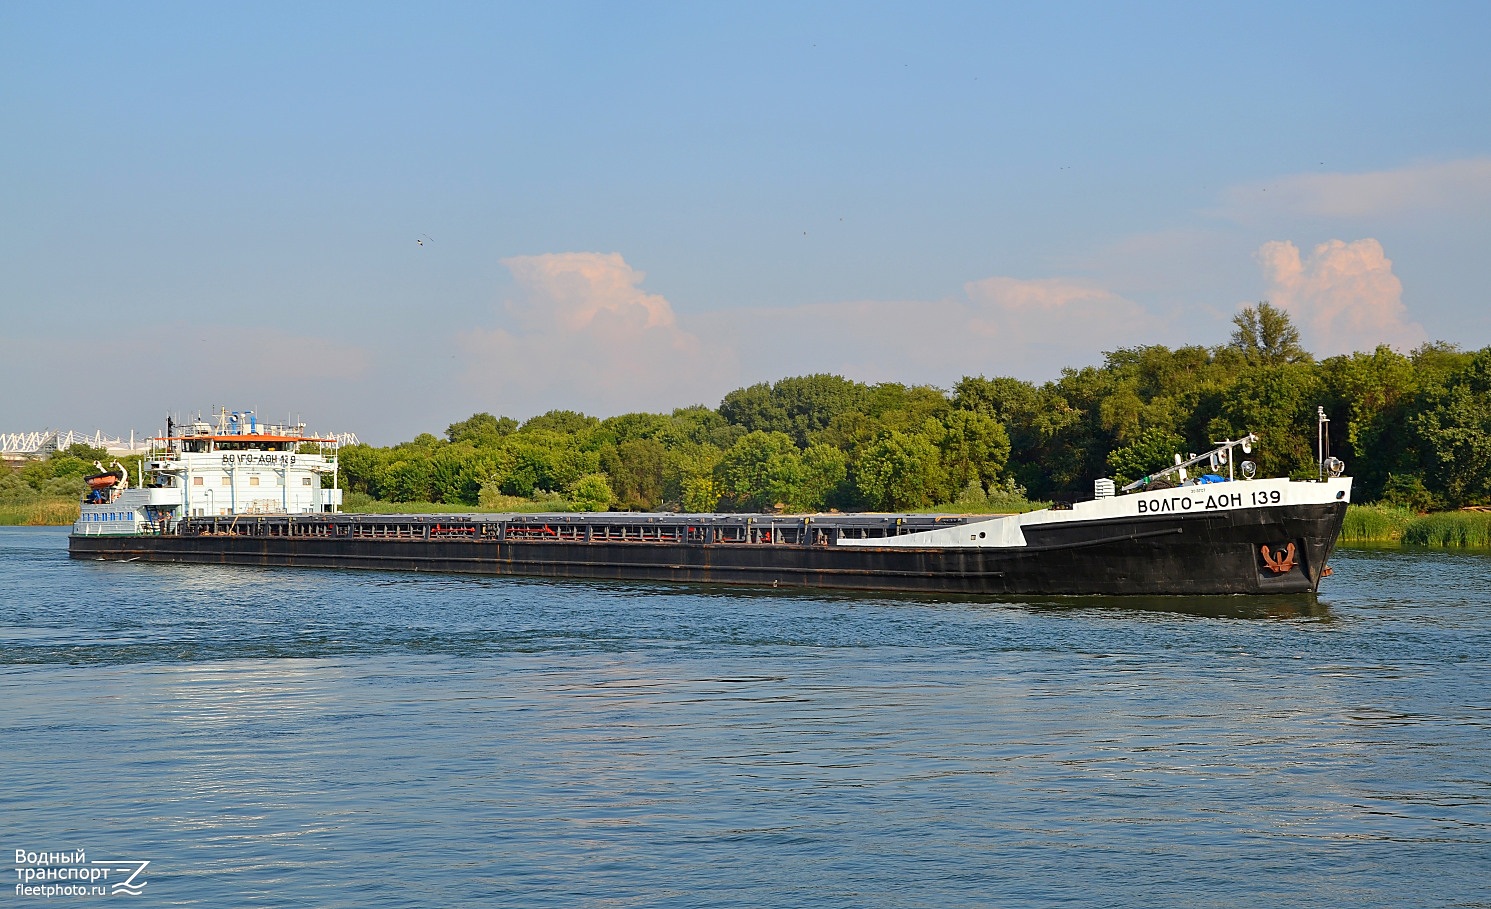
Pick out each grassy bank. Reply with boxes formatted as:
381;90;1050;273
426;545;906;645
1339;504;1491;548
0;499;80;526
1339;504;1415;544
1402;510;1491;548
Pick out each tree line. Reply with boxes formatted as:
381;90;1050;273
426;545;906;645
331;305;1491;514
6;304;1481;516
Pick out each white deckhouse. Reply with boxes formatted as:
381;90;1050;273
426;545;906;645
73;409;342;536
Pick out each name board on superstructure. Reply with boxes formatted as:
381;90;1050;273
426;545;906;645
221;453;301;466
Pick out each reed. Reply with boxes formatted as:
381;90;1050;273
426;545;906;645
1338;504;1414;544
0;500;81;526
1402;510;1491;548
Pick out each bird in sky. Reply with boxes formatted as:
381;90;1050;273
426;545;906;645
416;233;433;247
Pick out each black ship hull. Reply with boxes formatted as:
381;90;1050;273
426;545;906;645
69;502;1347;596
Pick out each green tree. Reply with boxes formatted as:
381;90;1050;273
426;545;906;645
427;444;489;505
1409;348;1491;507
336;444;385;496
863;383;952;433
953;375;1081;498
668;405;743;449
938;411;1011;491
382;458;435;502
719;374;870;446
809;410;881;460
854;431;944;510
519;410;598;435
61;442;109;462
0;468;40;504
567;474;615;512
43;454;94;481
597;412;673;447
1410;341;1475;386
1097;379;1145;443
770;374;871;446
797;444;849;511
663;442;724;511
1207;362;1321;478
718;383;782;434
716;431;804;511
601;438;668;509
492;439;555;497
486;431;599;498
1106;428;1187;487
446;413;517;445
1230;301;1309;364
1318;346;1418;500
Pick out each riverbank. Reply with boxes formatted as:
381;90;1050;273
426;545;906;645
1340;504;1491;547
0;500;80;525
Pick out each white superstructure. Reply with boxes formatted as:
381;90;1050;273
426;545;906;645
72;409;342;536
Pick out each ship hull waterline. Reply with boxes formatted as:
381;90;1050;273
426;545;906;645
69;503;1347;597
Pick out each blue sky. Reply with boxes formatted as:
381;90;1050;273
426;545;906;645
4;2;1489;442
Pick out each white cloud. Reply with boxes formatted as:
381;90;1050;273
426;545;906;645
1256;238;1426;355
500;252;678;334
462;252;737;415
1222;157;1491;221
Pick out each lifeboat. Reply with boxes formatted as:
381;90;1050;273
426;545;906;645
85;470;124;490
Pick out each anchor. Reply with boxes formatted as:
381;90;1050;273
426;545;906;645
1260;542;1297;574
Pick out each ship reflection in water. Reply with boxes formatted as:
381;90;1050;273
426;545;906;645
1018;593;1335;621
621;581;1338;621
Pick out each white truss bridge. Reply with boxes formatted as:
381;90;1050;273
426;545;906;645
2;429;361;456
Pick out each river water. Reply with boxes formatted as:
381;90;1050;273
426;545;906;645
1;526;1487;907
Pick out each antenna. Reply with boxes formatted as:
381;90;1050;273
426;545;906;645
1317;406;1330;482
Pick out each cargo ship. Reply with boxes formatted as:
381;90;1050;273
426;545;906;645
69;409;1351;596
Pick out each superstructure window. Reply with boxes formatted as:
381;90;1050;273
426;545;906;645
302;477;312;486
221;476;231;486
249;476;260;487
193;477;203;486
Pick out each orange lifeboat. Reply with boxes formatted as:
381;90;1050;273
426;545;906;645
85;472;121;490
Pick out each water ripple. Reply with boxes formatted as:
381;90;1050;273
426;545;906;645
1;528;1488;907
